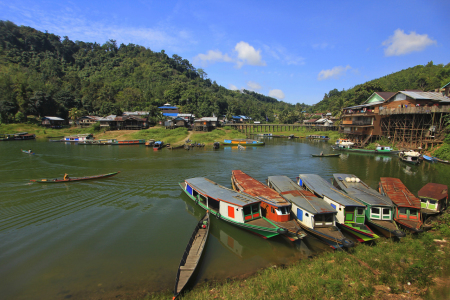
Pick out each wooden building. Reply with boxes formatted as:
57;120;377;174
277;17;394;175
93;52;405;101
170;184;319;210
194;117;219;131
99;115;148;130
76;116;101;128
41;116;65;128
165;117;189;129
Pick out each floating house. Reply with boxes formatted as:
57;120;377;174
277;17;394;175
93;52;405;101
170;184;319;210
180;177;285;239
298;174;379;242
231;170;306;241
267;175;353;249
332;174;405;238
379;177;423;233
418;183;448;227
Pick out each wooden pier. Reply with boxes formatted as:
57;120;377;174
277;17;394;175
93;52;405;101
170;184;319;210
227;124;338;134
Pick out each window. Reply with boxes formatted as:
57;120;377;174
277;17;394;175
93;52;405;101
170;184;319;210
357;208;364;215
305;213;309;217
372;208;380;214
252;205;259;213
243;206;251;215
409;209;418;216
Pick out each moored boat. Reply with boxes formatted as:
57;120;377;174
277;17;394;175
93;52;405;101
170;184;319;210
432;157;450;164
179;177;285;239
14;133;36;140
267;175;353;249
332;174;405;239
306;135;330;140
418;183;448;229
30;171;120;183
62;133;94;142
213;142;220;149
111;139;145;145
231;170;306;241
153;141;164;150
375;145;399;154
222;139;265;146
398;150;421;165
331;145;376;153
298;174;379;242
311;153;340;157
173;212;209;299
421;155;437;162
379;177;423;233
145;139;155;147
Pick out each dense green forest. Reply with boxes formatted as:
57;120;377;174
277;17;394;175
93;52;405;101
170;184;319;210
0;21;310;124
313;62;450;115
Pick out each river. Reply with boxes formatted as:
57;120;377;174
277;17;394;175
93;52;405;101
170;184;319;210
1;137;448;299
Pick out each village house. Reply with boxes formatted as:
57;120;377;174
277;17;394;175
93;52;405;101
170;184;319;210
41;116;65;128
193;117;219;131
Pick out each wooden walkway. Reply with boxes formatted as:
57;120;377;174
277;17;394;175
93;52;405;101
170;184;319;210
227;124;338;134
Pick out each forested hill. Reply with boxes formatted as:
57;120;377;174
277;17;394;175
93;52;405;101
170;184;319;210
0;20;309;123
312;62;450;115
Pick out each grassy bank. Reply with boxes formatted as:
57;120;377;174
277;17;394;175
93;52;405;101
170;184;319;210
145;212;450;300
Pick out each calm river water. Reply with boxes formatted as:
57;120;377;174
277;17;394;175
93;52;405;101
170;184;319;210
1;137;449;299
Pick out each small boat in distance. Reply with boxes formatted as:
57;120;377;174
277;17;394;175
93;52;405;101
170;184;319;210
222;139;265;146
173;212;210;300
153;141;164;150
63;133;94;142
213;142;220;149
421;155;437;162
375;146;399;154
398;150;421;165
21;149;35;155
30;171;120;183
306;135;330;140
311;153;340;157
145;139;155;147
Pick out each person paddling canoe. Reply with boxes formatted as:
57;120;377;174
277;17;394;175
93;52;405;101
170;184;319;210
64;173;69;181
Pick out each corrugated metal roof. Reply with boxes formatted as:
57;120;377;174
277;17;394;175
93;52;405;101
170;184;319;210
379;177;421;208
196;117;218;122
267;176;336;214
299;174;364;207
375;92;396;100
344;101;383;109
43;116;65;121
158;106;178;109
185;177;260;207
333;174;394;207
418;183;448;201
395;91;450;102
232;171;290;206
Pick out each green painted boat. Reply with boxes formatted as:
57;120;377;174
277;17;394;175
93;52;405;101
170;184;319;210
222;139;265;146
180;177;284;239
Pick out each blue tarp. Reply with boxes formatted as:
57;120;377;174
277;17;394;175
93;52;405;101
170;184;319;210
163;113;178;117
159;106;178;109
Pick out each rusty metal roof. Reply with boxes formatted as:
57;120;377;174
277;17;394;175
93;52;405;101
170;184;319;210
333;174;394;207
418;183;448;201
379;177;421;208
267;176;336;214
299;174;365;207
232;170;290;207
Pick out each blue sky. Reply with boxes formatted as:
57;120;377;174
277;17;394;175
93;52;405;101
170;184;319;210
1;0;449;105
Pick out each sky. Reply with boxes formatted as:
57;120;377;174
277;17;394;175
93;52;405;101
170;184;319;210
1;0;449;105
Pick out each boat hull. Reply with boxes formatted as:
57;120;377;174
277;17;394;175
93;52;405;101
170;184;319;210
337;222;379;242
31;172;120;183
367;219;405;238
296;221;354;249
180;182;280;239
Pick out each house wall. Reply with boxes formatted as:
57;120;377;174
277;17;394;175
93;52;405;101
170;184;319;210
219;203;244;223
321;196;345;223
291;202;314;228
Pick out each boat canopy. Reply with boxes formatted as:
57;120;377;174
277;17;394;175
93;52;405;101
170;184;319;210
418;183;448;201
299;174;364;207
379;177;421;209
333;174;394;207
185;177;260;207
267;176;336;214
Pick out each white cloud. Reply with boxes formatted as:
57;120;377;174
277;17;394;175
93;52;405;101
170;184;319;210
318;65;351;81
382;29;437;56
269;89;285;100
228;84;239;90
234;41;266;68
194;50;233;66
263;44;305;66
246;81;262;91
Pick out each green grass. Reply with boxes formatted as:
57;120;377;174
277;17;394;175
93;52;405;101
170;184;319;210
142;211;450;300
131;127;189;145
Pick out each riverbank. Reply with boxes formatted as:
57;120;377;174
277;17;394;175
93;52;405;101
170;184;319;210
145;211;450;300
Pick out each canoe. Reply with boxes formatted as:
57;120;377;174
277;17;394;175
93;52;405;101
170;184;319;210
421;155;436;162
311;154;340;157
30;171;120;183
21;149;35;155
173;212;210;299
433;157;450;164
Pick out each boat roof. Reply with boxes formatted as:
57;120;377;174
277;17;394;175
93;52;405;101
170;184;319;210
379;178;421;208
231;171;290;207
418;183;448;201
299;174;364;207
267;176;336;214
333;174;394;207
185;177;260;207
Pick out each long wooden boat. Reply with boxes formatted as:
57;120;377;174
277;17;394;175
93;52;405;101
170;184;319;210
30;171;120;183
153;141;164;150
421;155;437;162
267;175;354;249
15;133;36;140
398;150;421;165
180;177;284;239
433;157;450;164
173;212;209;300
231;170;306;241
111;139;145;145
222;139;265;146
375;146;399;154
306;135;330;140
311;154;340;157
21;149;35;155
63;134;94;142
418;183;448;228
331;145;376;153
298;174;379;242
332;174;405;239
379;178;423;233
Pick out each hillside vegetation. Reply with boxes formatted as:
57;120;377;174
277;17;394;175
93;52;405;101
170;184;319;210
0;20;308;124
